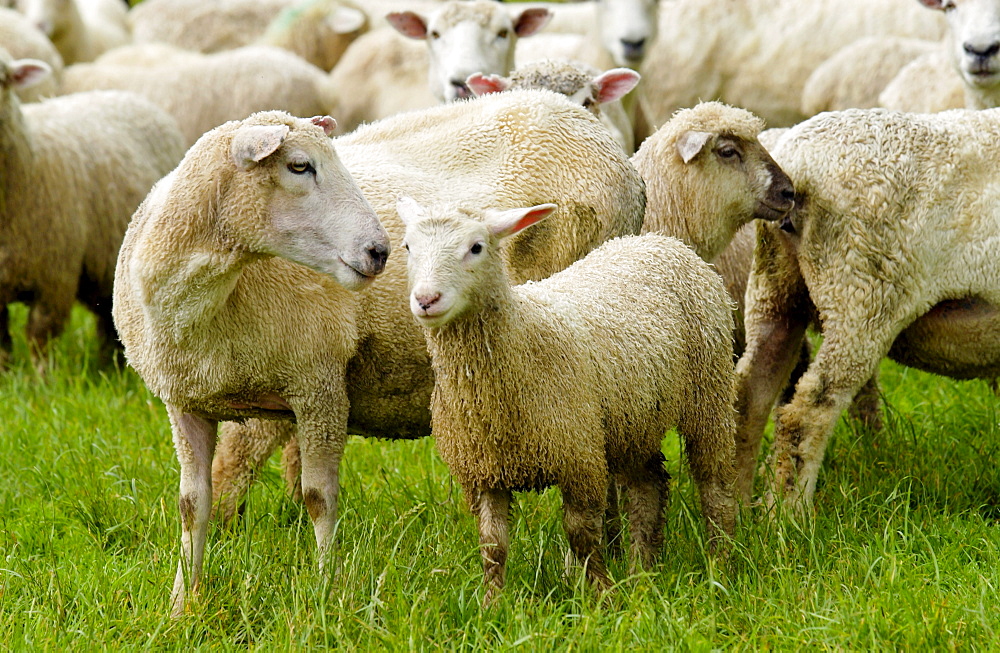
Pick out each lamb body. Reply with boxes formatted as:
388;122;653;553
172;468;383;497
0;52;185;369
399;199;737;603
734;107;1000;513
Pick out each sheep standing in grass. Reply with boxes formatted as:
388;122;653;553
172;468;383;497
0;50;185;371
398;197;737;604
112;111;392;616
14;0;129;64
734;108;1000;514
0;6;63;101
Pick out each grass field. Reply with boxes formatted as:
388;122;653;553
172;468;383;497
0;304;998;650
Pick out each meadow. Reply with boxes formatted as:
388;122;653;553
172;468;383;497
0;304;998;650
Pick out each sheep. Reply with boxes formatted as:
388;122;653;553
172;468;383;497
878;46;968;111
733;107;1000;515
127;0;367;72
60;44;332;147
465;59;641;152
327;0;550;132
14;0;129;65
0;50;185;371
640;0;946;130
0;6;63;101
113;110;392;616
801;36;941;115
397;196;737;604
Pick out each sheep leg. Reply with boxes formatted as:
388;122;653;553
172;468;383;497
211;419;295;523
604;479;624;557
561;484;612;594
469;486;511;607
281;435;302;501
623;452;669;572
768;326;893;515
847;370;883;431
0;304;11;369
296;412;348;570
166;405;218;618
26;300;71;373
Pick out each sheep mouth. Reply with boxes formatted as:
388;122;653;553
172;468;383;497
337;257;378;290
962;64;1000;86
754;200;794;222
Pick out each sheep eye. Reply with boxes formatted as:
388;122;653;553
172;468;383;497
288;161;315;175
430;30;441;39
470;242;483;255
717;146;740;160
403;242;410;252
497;28;509;39
581;97;595;110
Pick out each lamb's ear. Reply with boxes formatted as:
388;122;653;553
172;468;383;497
396;195;427;227
8;58;51;90
328;6;366;34
485;204;557;239
916;0;945;9
310;115;337;137
466;73;510;97
514;8;551;37
593;68;641;104
386;11;428;39
676;130;713;164
231;124;290;170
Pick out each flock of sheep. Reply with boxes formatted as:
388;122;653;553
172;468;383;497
0;0;997;616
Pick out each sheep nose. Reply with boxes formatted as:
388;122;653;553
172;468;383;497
621;38;647;62
964;41;1000;59
367;241;389;275
450;80;473;100
416;292;441;311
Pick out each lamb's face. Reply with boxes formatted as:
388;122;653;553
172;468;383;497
15;0;68;40
927;0;1000;88
596;0;660;68
229;116;390;291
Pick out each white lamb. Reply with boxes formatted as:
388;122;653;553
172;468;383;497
327;0;549;132
0;6;63;101
640;0;946;129
60;44;332;147
0;50;186;370
14;0;129;64
398;197;737;604
734;107;1000;514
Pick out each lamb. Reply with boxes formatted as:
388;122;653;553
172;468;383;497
733;107;1000;514
0;50;185;371
640;0;946;129
801;36;941;115
0;6;63;101
14;0;129;65
60;44;332;147
259;0;367;72
878;46;968;111
465;59;641;152
327;0;550;132
397;196;737;604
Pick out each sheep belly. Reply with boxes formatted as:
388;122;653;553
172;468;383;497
889;297;1000;379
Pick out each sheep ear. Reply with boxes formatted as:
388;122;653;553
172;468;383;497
386;11;428;39
231;124;290;170
676;130;713;164
485;204;557;239
593;68;641;104
310;115;337;137
466;73;509;97
916;0;945;9
328;6;366;34
8;58;51;90
513;8;551;37
396;195;427;227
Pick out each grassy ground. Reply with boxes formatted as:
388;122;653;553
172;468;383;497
0;305;998;650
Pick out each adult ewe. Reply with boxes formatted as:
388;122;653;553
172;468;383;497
734;108;1000;514
399;198;737;604
0;51;184;371
113;111;391;616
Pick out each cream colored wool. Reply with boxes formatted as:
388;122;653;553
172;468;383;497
400;202;736;603
60;44;331;147
0;52;185;370
0;7;63;101
641;0;945;130
196;92;645;527
128;0;292;53
735;107;1000;513
15;0;128;65
801;36;941;115
259;0;367;71
878;46;969;112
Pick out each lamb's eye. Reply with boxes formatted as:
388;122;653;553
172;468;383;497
470;242;483;255
497;28;509;39
430;30;441;39
581;97;595;110
288;161;314;175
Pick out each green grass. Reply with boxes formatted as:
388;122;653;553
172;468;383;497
1;304;998;649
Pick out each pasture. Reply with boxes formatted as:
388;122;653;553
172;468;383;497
0;305;997;649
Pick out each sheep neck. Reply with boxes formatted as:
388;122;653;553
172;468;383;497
0;97;37;234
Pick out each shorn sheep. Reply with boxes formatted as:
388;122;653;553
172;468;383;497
14;0;129;64
0;50;185;371
734;107;1000;514
465;59;640;152
397;197;737;604
112;111;392;616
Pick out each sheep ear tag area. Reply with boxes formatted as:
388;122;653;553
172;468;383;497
9;59;52;90
676;130;713;164
485;204;558;239
231;124;291;170
594;68;641;104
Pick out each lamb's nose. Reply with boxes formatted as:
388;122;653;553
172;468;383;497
450;80;472;100
416;292;441;311
964;41;1000;59
621;38;647;62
